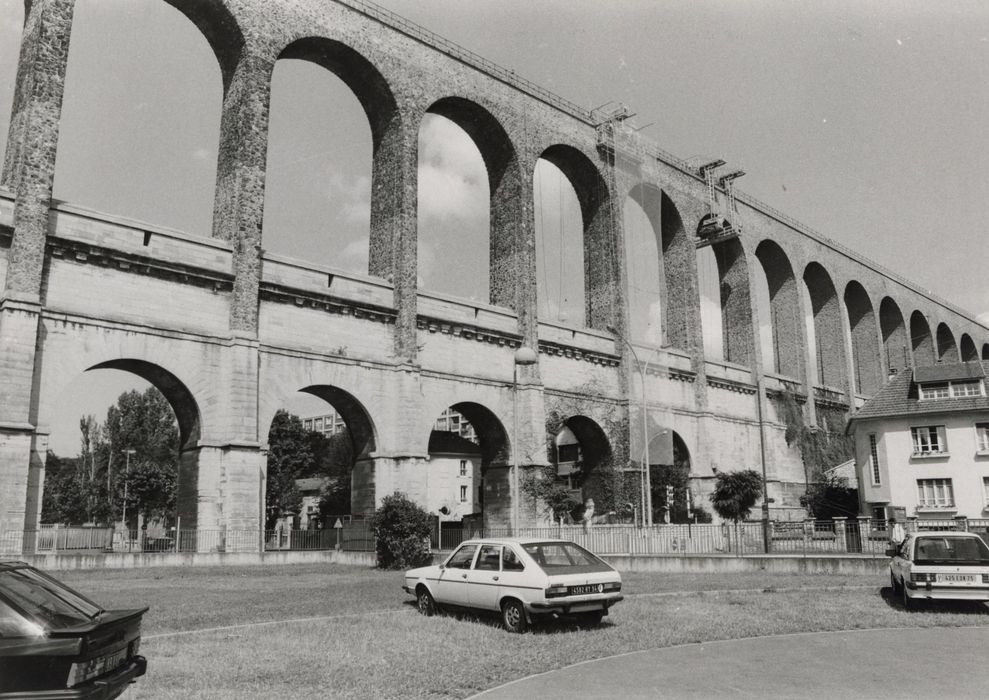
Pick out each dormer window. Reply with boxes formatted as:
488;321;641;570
918;379;984;400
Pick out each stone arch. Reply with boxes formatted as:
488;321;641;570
422;97;521;309
959;333;978;362
626;184;693;350
843;281;882;395
298;385;378;459
936;323;959;363
879;297;909;374
88;360;201;452
551;415;613;510
163;0;245;90
755;240;803;379
265;37;398;273
803;262;847;389
710;237;755;367
53;0;226;234
648;430;692;524
910;311;936;366
538;144;615;331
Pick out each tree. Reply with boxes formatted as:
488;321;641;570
371;492;433;569
521;466;581;522
265;410;313;528
709;470;763;524
800;473;858;520
43;388;179;527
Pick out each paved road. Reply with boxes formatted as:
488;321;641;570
472;626;989;699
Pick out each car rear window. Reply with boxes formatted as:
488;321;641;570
914;536;989;565
0;567;102;629
522;542;612;573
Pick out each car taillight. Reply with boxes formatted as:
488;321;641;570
545;585;568;599
602;581;622;592
982;574;989;584
910;573;934;583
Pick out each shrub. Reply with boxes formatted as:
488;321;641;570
709;470;763;523
370;492;433;569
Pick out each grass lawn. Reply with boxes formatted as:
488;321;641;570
56;564;989;699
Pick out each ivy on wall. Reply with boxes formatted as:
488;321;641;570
773;389;854;475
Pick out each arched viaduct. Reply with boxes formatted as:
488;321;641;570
1;0;986;554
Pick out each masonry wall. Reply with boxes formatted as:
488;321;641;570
1;1;988;553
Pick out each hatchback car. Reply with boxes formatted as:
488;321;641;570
403;537;623;632
0;561;147;698
887;531;989;609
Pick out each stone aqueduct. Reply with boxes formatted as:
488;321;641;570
1;0;986;554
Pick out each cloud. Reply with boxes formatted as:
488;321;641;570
327;173;370;225
417;115;488;221
977;311;989;327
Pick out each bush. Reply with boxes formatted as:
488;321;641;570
710;470;763;523
370;492;433;570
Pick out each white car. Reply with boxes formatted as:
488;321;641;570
887;531;989;609
403;537;623;632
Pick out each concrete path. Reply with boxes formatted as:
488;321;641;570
472;626;989;699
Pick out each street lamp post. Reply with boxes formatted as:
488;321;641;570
608;326;653;527
121;449;136;531
512;346;539;535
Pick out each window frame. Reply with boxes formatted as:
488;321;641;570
976;423;989;454
868;433;881;485
916;478;955;510
910;425;948;457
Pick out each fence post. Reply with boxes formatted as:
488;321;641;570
833;517;847;553
175;517;181;553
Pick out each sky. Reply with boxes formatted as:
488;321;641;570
1;0;988;455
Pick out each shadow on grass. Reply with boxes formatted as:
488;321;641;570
401;599;615;634
878;585;989;615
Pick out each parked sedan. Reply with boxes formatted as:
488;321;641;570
403;537;623;632
887;531;989;609
0;561;147;698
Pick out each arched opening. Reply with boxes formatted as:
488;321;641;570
983;343;989;361
43;361;200;550
262;57;372;271
698;236;754;366
538;145;613;330
959;333;978;362
417;113;488;300
550;416;613;520
879;297;909;375
648;432;703;524
535;158;584;325
623;185;693;349
910;311;936;366
265;386;376;540
427;403;509;538
755;240;802;379
844;281;882;395
623;190;661;344
803;262;847;390
53;0;224;235
936;323;959;363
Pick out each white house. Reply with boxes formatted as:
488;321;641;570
848;361;989;522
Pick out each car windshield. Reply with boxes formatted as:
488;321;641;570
522;542;612;573
0;567;103;629
914;536;989;565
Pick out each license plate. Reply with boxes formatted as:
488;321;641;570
939;574;976;583
569;584;603;596
67;647;128;686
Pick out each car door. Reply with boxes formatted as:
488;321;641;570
465;544;502;611
434;544;478;607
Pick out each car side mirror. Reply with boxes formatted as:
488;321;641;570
885;548;897;557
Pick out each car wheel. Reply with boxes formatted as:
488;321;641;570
577;610;604;627
416;587;436;617
501;599;528;633
901;583;912;611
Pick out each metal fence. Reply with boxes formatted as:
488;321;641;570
6;518;988;557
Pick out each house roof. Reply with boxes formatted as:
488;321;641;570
849;361;989;426
427;431;481;455
913;361;985;383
